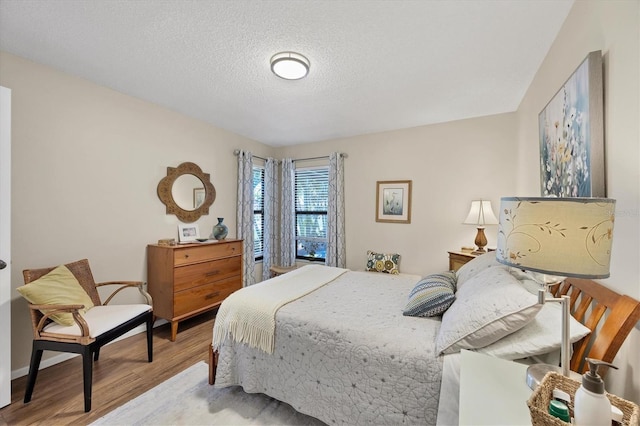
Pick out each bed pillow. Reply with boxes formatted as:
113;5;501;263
403;271;457;317
477;301;591;360
455;251;504;290
507;267;556;299
366;250;400;274
16;265;94;326
436;266;541;354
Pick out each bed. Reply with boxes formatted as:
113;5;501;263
208;254;640;425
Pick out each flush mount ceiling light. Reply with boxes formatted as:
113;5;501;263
270;51;310;80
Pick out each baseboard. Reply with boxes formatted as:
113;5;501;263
11;319;168;380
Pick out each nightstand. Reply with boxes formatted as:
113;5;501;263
448;251;476;271
459;350;532;425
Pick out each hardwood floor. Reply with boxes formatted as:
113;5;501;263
0;312;216;425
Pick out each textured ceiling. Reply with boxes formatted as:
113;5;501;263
0;0;574;147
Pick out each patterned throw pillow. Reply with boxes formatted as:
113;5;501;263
403;271;457;317
366;250;400;274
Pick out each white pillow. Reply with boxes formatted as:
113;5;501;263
507;267;555;298
436;267;542;355
455;252;504;290
477;302;592;360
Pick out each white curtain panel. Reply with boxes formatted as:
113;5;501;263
279;158;296;267
261;158;278;281
326;152;346;267
236;150;256;287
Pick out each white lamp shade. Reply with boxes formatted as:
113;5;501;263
496;197;615;279
463;200;498;226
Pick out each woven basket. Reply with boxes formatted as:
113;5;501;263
527;372;639;426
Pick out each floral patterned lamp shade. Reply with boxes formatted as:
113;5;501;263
496;197;616;279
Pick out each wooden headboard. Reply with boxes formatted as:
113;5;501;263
551;278;640;374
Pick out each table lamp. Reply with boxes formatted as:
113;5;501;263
463;200;498;254
495;197;616;389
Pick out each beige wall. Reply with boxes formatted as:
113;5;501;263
277;114;518;276
0;52;275;372
515;0;639;401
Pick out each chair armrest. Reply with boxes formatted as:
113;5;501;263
27;303;90;338
95;281;153;307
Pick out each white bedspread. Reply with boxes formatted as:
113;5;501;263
214;270;444;425
213;264;347;354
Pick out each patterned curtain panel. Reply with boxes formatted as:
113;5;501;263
279;158;296;267
236;150;256;286
261;158;278;281
326;152;346;267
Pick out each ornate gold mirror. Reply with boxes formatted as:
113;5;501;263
157;162;216;223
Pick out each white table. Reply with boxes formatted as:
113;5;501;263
459;350;533;425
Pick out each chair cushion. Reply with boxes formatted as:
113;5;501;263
43;304;152;338
16;265;95;326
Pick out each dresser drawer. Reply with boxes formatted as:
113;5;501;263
173;241;242;266
174;276;241;316
174;256;242;292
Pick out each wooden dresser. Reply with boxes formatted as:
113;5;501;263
147;239;243;341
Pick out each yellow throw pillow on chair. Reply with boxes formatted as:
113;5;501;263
17;265;95;326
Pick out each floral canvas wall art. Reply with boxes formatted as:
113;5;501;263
539;51;604;197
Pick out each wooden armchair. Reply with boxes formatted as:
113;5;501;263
21;259;154;412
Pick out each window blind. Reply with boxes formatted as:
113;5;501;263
295;167;329;261
253;166;264;259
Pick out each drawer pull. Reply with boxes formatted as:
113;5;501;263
184;254;190;258
205;270;220;277
205;291;221;300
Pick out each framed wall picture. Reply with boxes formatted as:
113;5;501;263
177;223;200;243
539;50;604;197
375;180;412;223
193;187;205;209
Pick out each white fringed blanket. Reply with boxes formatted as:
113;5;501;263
212;264;348;354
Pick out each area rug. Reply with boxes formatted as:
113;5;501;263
90;361;325;425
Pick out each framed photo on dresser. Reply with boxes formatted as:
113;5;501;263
178;223;200;243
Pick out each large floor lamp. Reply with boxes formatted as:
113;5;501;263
495;197;616;389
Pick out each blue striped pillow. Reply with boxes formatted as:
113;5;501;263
403;271;457;317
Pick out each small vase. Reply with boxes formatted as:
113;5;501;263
211;217;228;240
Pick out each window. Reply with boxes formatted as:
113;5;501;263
253;166;264;260
295;166;329;261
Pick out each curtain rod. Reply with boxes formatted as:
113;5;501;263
233;150;267;162
233;150;346;162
